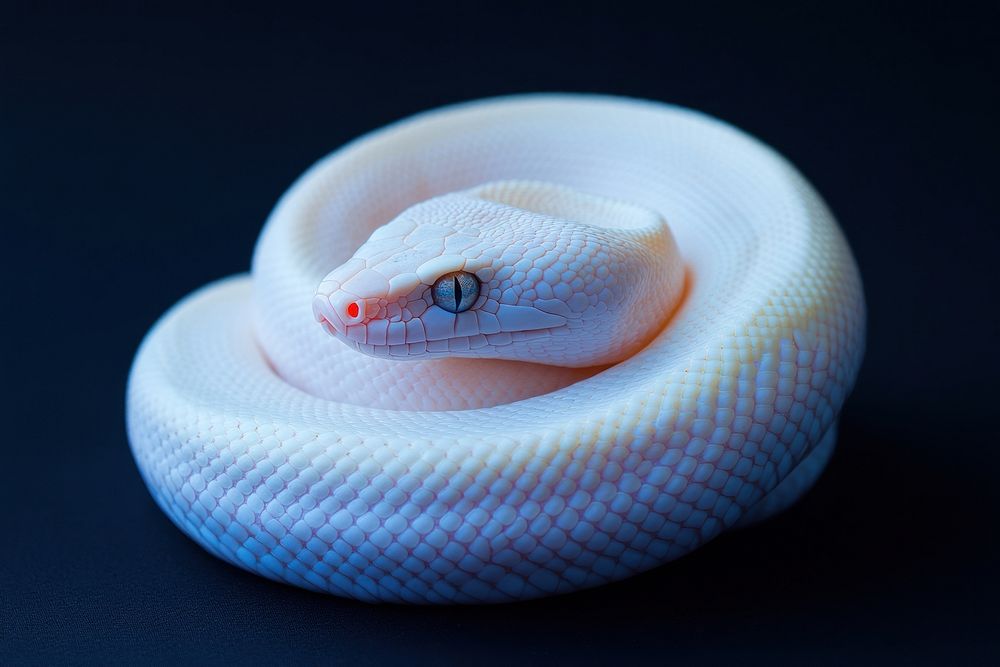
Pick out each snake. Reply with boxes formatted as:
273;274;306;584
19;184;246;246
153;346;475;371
126;94;865;604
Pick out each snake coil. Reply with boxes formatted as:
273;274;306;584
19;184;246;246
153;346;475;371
127;95;865;603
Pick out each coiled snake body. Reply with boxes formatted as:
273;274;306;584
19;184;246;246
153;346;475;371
126;95;865;603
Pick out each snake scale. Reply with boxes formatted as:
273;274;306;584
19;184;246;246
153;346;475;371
126;95;865;603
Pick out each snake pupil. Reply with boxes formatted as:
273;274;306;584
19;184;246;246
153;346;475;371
432;271;479;313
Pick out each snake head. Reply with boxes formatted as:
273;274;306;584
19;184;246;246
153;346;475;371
312;181;684;367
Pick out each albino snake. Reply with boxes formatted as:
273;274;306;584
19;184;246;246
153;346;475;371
126;95;865;603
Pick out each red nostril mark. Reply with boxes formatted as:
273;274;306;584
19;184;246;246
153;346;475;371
347;302;360;318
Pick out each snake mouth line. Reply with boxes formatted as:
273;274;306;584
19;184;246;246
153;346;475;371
317;313;550;359
317;315;338;338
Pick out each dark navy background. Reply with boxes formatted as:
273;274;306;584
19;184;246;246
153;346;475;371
2;2;997;664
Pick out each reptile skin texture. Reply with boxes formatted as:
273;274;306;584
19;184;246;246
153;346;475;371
126;95;865;603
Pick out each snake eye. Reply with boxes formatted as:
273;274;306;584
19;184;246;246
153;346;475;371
432;271;480;313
